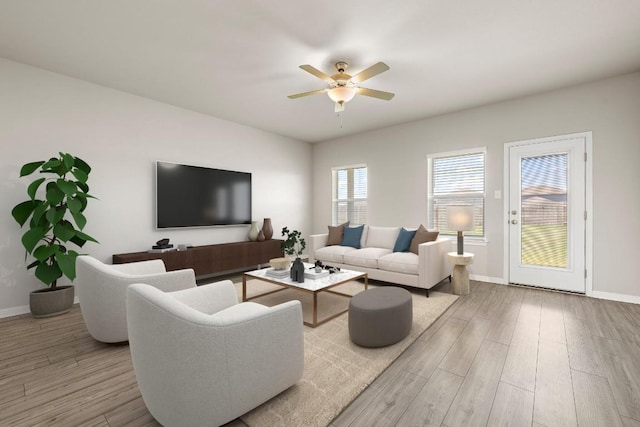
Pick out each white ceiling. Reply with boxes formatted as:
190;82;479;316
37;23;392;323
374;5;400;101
1;1;639;143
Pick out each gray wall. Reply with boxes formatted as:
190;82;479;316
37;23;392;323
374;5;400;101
0;58;313;315
312;72;640;300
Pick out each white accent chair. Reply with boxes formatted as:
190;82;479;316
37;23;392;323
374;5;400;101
126;281;304;427
75;255;196;343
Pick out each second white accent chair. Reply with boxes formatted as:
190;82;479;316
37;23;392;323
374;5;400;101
75;255;196;343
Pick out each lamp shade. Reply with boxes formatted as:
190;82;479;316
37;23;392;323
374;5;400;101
328;86;356;103
447;206;474;231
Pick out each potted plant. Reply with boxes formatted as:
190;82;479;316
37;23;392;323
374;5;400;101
11;152;98;318
281;227;306;283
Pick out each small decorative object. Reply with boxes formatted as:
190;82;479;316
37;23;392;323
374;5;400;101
248;221;260;241
257;230;265;241
281;227;306;258
281;227;306;283
11;152;99;318
269;257;291;270
290;257;305;283
314;260;323;272
262;218;273;240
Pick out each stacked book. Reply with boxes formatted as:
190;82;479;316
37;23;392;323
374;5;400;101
304;269;330;280
265;268;290;279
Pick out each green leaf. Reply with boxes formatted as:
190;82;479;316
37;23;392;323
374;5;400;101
45;183;65;205
35;262;62;285
70;210;87;229
72;168;88;185
69;235;86;247
27;177;46;200
53;221;75;242
56;251;78;281
20;161;45;177
27;259;39;270
33;244;60;262
21;227;46;253
11;200;38;226
61;152;74;171
45;207;65;225
74;230;98;244
73;156;91;175
75;193;88;211
67;197;82;214
56;179;77;196
76;181;89;193
41;158;62;172
31;203;48;227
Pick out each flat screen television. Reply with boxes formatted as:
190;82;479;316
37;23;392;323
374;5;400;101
156;161;252;228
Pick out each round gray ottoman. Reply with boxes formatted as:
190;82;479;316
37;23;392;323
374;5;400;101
349;287;413;348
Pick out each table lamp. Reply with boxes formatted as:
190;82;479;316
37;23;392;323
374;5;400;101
447;206;475;255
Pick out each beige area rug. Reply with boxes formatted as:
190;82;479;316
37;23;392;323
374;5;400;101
235;279;458;427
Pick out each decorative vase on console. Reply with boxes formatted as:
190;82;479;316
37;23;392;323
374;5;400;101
248;221;260;241
257;230;265;242
290;257;305;283
262;218;273;240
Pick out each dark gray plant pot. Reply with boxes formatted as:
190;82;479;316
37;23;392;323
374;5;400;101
29;286;75;318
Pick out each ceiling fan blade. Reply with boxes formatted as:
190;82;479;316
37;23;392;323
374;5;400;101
287;88;328;99
299;65;334;82
351;62;389;84
357;87;395;101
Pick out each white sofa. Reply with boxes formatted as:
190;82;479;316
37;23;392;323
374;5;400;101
309;226;450;296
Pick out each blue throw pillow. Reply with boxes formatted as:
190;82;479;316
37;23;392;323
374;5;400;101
393;227;417;252
342;225;364;249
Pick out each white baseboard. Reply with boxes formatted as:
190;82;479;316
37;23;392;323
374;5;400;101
0;296;80;319
466;276;640;305
0;304;31;319
590;291;640;305
470;274;506;284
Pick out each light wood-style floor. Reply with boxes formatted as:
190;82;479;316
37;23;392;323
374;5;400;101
1;278;639;426
333;280;640;427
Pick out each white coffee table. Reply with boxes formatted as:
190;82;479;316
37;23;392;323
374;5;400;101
242;263;368;327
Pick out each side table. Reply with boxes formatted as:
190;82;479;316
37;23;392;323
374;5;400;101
447;252;474;295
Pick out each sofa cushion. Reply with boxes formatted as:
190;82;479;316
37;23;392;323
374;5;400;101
365;226;400;250
343;248;393;269
409;225;439;254
314;245;357;264
393;228;417;253
378;252;419;275
342;225;365;249
327;221;349;246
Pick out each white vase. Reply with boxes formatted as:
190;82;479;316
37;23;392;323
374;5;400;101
248;221;260;241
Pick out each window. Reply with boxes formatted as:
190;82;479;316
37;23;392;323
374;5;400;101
332;165;367;225
428;149;485;236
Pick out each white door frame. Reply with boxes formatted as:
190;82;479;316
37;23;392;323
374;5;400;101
503;131;593;295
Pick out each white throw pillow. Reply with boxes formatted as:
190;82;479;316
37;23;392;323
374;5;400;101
365;226;401;250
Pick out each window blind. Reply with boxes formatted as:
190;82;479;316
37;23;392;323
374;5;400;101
428;151;485;236
332;166;367;225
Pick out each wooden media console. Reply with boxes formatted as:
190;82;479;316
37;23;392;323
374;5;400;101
112;239;284;278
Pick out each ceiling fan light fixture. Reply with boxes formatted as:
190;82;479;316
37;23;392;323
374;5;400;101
327;86;356;104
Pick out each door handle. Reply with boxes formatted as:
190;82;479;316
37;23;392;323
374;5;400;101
511;219;518;225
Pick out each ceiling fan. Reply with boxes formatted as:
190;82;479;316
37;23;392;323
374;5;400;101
288;61;395;112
